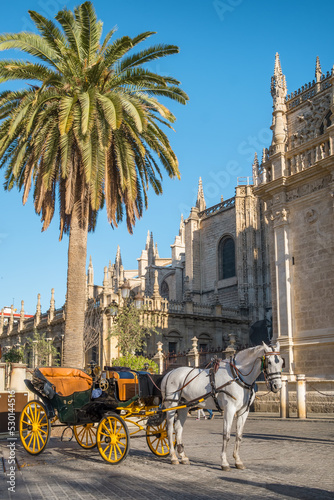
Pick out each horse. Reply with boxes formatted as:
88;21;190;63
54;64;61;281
160;341;284;471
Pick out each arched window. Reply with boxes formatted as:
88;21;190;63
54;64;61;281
218;236;236;280
160;280;169;300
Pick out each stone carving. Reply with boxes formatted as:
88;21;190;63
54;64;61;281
305;208;318;224
270;208;289;225
286;176;330;202
290;94;331;147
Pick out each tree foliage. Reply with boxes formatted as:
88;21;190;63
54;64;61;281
108;303;158;356
27;331;60;366
111;353;158;373
0;1;188;237
0;1;188;367
4;346;24;363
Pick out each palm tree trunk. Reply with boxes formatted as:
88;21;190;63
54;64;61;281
63;204;88;368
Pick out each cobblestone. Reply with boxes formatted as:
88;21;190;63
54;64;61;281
0;414;333;500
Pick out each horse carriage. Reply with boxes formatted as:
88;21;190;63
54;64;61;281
19;365;175;464
19;342;284;470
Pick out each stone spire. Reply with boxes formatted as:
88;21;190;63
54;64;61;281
115;245;122;267
148;232;155;266
36;294;41;318
196;177;206;212
49;288;55;321
271;53;287;106
315;56;322;83
153;270;160;298
261;147;268;165
19;300;25;330
270;53;287;157
87;255;94;286
179;214;185;243
252;152;259;186
145;230;150;250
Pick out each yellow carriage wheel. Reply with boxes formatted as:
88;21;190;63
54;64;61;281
146;420;176;457
73;423;97;449
19;400;50;455
97;414;129;464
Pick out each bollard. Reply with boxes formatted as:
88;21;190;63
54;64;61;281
296;374;307;419
10;363;27;392
0;363;6;391
280;376;289;418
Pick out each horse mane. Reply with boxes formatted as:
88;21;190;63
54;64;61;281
234;345;263;364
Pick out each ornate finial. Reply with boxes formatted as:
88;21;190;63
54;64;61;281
37;294;41;308
252;152;259;168
145;230;150;250
115;245;122;266
153;270;160;297
315;56;322;83
252;153;259;185
261;148;267;164
196;177;206;211
87;255;94;285
271;53;287;104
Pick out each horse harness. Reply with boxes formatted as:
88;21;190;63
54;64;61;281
165;350;282;413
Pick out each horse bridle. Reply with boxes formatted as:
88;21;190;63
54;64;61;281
230;350;284;390
261;351;284;389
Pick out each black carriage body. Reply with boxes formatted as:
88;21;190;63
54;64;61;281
26;367;111;425
25;367;163;426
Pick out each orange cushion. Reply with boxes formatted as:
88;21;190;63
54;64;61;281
39;367;92;397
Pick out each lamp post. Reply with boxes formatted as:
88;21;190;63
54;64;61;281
106;300;119;318
134;292;144;310
120;279;131;302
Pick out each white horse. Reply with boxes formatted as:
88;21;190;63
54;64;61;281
161;341;284;471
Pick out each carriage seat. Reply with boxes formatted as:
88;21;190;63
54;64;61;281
104;368;138;401
38;367;93;397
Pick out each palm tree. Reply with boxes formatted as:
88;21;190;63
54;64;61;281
0;2;188;368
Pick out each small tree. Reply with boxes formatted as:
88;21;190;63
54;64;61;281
28;331;59;367
108;303;158;356
4;346;24;363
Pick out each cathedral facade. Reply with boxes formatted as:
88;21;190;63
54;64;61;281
1;54;333;384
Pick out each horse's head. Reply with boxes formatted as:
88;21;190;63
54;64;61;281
262;341;284;393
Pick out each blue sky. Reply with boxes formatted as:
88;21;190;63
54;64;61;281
0;0;333;314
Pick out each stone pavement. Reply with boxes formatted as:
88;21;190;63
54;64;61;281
0;413;334;500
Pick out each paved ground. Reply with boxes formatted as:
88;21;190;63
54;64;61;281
1;413;334;500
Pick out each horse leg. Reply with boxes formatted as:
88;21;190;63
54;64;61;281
166;409;179;465
221;407;234;472
233;409;249;470
174;408;189;465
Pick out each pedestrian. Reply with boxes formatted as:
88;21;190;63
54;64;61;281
196;408;206;420
206;409;214;420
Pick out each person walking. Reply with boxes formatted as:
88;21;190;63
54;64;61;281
196;408;206;420
206;409;214;420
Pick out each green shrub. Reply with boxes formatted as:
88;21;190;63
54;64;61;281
111;354;158;373
4;346;24;363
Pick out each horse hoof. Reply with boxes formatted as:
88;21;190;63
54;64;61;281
235;463;246;470
181;458;190;465
171;459;179;465
221;466;231;472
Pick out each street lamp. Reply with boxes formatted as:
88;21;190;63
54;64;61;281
120;279;131;300
106;300;119;317
134;292;144;309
